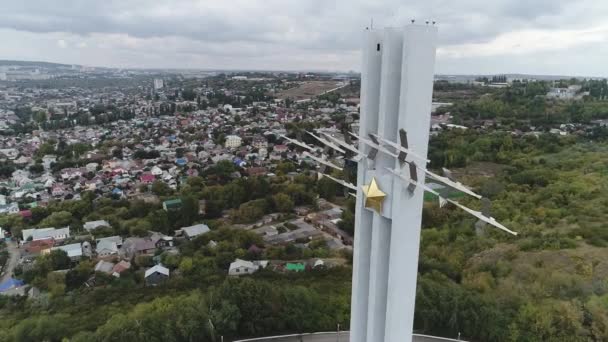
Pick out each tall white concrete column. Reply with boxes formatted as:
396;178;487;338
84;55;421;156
349;28;382;342
384;25;438;342
365;27;403;342
350;23;437;342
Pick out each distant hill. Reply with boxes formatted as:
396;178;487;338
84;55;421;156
0;59;74;68
436;73;606;82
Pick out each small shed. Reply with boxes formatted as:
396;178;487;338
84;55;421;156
163;198;182;211
145;264;170;286
285;263;305;272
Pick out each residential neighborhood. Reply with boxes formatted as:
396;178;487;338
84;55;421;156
1;59;608;342
0;67;366;297
1;68;607;298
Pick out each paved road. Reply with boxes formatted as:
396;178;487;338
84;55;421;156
0;241;20;283
235;332;464;342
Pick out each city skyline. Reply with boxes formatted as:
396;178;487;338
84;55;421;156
1;0;608;76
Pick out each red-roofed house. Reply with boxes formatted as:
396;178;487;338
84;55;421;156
140;173;155;184
23;238;54;255
19;210;32;219
273;145;288;153
112;260;132;277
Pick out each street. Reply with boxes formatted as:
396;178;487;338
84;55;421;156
0;241;20;284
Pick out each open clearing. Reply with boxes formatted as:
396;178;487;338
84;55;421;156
276;81;344;101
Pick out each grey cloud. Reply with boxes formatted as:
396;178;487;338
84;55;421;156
0;0;607;74
1;0;601;49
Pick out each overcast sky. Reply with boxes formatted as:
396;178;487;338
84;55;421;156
1;0;607;76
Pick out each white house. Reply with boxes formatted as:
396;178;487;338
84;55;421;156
86;162;99;172
228;259;268;276
83;220;111;232
42;155;57;171
154;78;164;90
61;168;82;180
224;135;242;149
198;150;210;161
180;223;210;240
96;240;119;257
51;243;83;260
258;147;268;159
96;235;123;247
546;85;589;100
151;166;163;176
211;153;233;163
22;227;70;241
145;264;170;286
252;136;268;149
0;203;19;215
94;260;115;274
11;169;30;184
14;156;31;166
0;148;18;159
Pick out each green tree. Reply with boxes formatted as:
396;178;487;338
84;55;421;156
276;161;295;175
48;249;71;270
93;293;214;342
273;193;294;213
317;176;338;201
33;111;47;123
210;300;241;338
39;211;73;228
47;272;66;298
13;316;69;342
0;214;25;238
65;260;93;290
28;164;44;174
151;181;172;196
233;199;267;223
130;219;152;237
147;210;171;234
180;195;200;226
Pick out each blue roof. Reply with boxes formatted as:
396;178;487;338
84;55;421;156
175;158;187;166
112;188;123;194
0;278;24;292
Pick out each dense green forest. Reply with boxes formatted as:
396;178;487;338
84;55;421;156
416;130;608;341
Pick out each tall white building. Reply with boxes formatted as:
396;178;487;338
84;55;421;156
224;135;242;148
350;24;438;342
153;78;164;90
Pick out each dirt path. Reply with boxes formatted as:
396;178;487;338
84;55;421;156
0;241;20;283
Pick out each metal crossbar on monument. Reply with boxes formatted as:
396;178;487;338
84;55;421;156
285;129;517;236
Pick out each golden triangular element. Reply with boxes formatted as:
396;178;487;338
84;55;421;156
362;177;386;213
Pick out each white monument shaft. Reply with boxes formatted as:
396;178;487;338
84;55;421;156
350;24;438;342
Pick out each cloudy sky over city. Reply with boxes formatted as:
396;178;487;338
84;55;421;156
1;0;607;76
